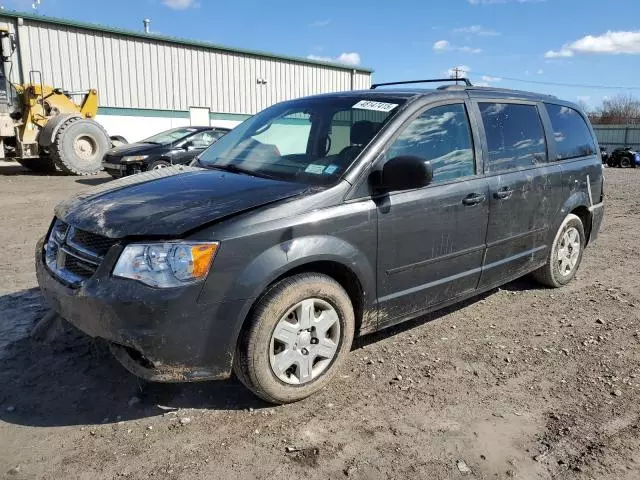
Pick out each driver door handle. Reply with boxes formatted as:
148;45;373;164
462;193;486;206
494;187;514;200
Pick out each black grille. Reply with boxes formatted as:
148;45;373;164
45;218;117;286
68;228;117;256
63;253;98;279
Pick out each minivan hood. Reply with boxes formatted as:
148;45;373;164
55;166;311;238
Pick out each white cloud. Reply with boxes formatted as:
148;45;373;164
577;95;591;103
536;69;544;74
546;31;640;58
433;40;450;52
481;75;502;82
433;40;482;54
474;82;490;87
162;0;198;9
307;52;361;66
453;25;500;36
337;52;361;65
544;48;574;58
310;19;331;28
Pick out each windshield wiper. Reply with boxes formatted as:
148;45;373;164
200;162;277;180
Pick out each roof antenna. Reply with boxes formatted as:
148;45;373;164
143;18;151;34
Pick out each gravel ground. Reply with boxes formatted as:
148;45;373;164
0;161;638;480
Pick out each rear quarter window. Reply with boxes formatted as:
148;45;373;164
479;103;546;172
545;103;596;160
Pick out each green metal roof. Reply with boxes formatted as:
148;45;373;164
0;10;373;74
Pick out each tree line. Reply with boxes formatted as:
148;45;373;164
585;94;640;125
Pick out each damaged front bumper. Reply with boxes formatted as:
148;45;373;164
35;238;247;382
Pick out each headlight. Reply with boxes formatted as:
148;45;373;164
113;242;219;288
121;155;149;162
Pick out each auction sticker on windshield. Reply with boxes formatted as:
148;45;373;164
353;100;398;112
305;164;325;174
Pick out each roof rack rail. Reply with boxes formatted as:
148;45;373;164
370;78;473;89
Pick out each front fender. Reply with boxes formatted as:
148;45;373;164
212;234;376;348
236;234;375;302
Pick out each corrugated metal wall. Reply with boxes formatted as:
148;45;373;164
4;16;371;115
594;124;640;151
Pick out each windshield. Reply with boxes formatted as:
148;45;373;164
141;127;200;145
197;96;405;185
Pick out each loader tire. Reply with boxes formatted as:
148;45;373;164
51;118;110;175
17;156;57;173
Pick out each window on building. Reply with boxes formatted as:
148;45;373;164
545;103;596;160
479;103;546;172
387;103;475;183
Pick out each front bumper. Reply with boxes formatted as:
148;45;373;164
102;161;142;178
35;238;248;382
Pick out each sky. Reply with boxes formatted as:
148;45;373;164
2;0;639;109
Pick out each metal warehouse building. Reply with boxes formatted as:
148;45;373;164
0;11;372;141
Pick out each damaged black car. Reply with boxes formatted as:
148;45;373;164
36;80;604;403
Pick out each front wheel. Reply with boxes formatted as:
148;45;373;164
234;273;355;404
148;160;171;170
532;213;585;288
51;118;111;175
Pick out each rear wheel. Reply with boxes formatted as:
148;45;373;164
532;213;585;288
620;156;632;168
234;273;355;404
51;118;111;175
17;156;57;173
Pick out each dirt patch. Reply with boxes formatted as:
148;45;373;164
0;161;639;479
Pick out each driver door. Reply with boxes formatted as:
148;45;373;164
376;101;489;323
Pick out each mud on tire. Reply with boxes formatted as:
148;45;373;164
532;213;586;288
51;118;111;175
234;273;355;404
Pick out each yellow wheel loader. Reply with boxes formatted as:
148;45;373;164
0;23;111;175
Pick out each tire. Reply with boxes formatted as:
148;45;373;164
17;156;57;173
532;213;585;288
234;273;355;404
620;156;632;168
50;118;111;175
148;160;171;170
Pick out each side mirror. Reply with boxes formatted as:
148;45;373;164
183;141;195;151
379;156;433;192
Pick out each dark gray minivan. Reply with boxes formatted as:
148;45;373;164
36;79;604;403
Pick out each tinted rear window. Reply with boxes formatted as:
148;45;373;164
545;103;596;160
479;103;546;172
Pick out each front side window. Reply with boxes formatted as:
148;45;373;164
141;127;200;145
545;103;596;160
197;96;404;185
188;130;224;148
479;103;546;172
387;103;475;184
